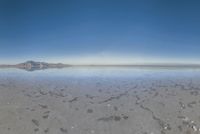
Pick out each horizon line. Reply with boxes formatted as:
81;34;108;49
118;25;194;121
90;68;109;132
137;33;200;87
1;60;200;67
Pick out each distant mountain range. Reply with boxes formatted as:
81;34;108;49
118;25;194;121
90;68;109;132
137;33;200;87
0;61;70;71
1;61;200;71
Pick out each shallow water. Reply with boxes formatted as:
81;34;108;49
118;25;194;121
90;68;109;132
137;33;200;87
1;67;200;78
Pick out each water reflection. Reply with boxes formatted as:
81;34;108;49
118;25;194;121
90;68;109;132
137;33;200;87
0;67;200;79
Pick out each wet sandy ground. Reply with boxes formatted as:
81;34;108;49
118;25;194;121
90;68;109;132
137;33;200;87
1;74;200;134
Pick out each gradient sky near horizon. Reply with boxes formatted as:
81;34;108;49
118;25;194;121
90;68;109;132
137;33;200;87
0;0;200;64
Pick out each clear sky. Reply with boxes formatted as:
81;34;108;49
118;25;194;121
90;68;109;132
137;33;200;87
0;0;200;64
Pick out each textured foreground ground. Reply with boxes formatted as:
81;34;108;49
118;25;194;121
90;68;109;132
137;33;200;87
1;72;200;134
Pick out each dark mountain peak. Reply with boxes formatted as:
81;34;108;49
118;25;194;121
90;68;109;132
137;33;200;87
16;61;68;71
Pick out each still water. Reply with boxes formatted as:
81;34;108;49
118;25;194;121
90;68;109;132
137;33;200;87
0;67;200;78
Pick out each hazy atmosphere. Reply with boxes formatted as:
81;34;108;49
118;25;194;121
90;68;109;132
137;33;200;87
1;0;200;64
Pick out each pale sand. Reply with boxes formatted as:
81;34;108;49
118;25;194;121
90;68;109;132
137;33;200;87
0;74;200;134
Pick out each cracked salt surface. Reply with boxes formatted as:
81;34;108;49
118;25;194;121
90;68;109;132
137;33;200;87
1;68;200;134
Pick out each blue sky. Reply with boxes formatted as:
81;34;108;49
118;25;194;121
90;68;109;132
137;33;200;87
0;0;200;64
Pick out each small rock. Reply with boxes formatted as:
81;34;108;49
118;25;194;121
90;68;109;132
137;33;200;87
43;115;49;119
39;104;48;109
114;106;118;111
44;128;49;133
32;119;40;127
87;109;93;113
34;128;39;132
60;128;68;133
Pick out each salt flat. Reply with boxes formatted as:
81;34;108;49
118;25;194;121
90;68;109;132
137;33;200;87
0;67;200;134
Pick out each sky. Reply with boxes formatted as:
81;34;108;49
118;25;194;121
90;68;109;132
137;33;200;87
0;0;200;64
